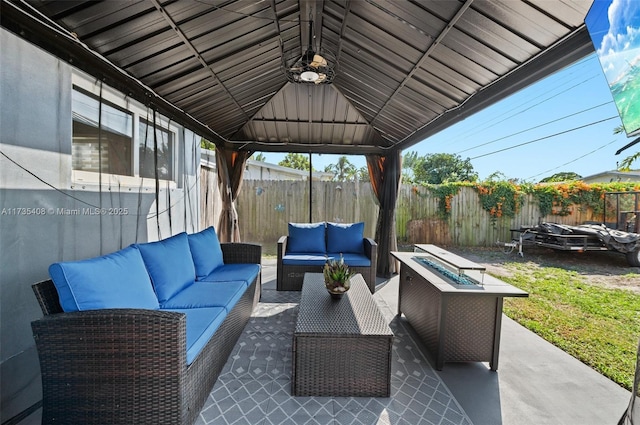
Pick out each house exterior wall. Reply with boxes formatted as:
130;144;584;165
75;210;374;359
244;159;335;181
0;29;202;422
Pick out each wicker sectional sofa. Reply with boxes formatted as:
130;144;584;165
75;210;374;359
276;221;377;293
31;227;261;425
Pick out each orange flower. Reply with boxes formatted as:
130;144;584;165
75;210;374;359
444;194;453;212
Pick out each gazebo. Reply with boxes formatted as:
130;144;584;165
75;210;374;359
2;0;595;278
1;3;601;420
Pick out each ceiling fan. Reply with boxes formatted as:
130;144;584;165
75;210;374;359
285;19;335;84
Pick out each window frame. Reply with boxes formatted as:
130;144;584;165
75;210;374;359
71;70;179;188
72;85;135;177
138;117;176;182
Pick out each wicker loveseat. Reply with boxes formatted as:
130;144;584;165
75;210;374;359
277;221;377;293
31;227;261;425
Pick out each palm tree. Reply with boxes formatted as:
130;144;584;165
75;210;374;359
614;125;639;171
324;156;357;181
279;153;311;170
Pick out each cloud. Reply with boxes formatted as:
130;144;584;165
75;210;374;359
596;0;640;82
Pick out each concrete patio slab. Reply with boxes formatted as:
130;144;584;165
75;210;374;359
375;266;630;425
18;258;631;425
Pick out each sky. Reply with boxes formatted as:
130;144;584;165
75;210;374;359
259;2;640;183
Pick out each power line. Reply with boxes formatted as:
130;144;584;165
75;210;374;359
525;138;620;181
468;116;619;160
486;76;599;133
0;149;199;218
0;150;97;208
457;101;613;154
445;56;598;143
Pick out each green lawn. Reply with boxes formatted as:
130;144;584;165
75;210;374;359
500;263;640;390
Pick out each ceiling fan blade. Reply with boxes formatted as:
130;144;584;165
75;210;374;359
310;54;327;68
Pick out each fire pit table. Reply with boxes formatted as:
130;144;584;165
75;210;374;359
393;246;528;371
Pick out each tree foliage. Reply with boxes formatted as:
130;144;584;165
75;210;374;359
401;151;419;183
252;152;266;162
618;153;640;171
614;124;639;171
200;138;216;150
483;171;522;184
404;152;478;184
539;172;582;183
324;156;357;181
357;166;370;182
279;153;311;171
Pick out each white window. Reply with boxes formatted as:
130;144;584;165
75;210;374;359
71;70;178;186
72;87;134;176
139;119;174;181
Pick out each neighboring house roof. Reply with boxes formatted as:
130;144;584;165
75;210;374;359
580;170;640;183
245;159;335;181
201;150;217;170
200;150;334;181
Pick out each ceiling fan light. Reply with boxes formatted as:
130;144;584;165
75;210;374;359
300;70;319;82
284;19;335;84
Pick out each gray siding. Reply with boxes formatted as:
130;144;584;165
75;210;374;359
0;29;201;421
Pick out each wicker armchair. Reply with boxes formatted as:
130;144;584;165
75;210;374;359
31;242;261;425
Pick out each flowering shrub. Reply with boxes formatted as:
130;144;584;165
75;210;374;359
410;181;639;221
474;181;524;220
422;183;465;218
527;181;640;216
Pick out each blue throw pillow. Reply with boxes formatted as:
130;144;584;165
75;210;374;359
287;222;326;253
187;227;225;279
136;232;196;304
326;222;365;254
48;245;159;312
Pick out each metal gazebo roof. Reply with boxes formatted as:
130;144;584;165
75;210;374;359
2;0;595;155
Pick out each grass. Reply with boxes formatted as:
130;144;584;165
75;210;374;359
500;263;640;390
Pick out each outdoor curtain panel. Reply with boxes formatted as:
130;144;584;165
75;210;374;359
366;151;401;277
216;147;252;243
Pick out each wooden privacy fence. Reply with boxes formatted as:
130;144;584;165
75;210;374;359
396;185;598;247
237;180;378;255
200;164;222;231
230;180;599;255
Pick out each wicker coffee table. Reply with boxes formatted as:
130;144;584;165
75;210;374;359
292;273;393;397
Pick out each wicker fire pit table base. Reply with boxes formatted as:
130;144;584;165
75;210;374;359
292;273;393;397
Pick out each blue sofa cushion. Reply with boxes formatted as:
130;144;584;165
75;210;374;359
199;263;261;287
162;307;226;364
48;245;159;312
161;281;246;313
136;232;196;304
326;252;371;267
282;253;331;266
287;222;326;253
187;227;225;280
327;222;365;254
